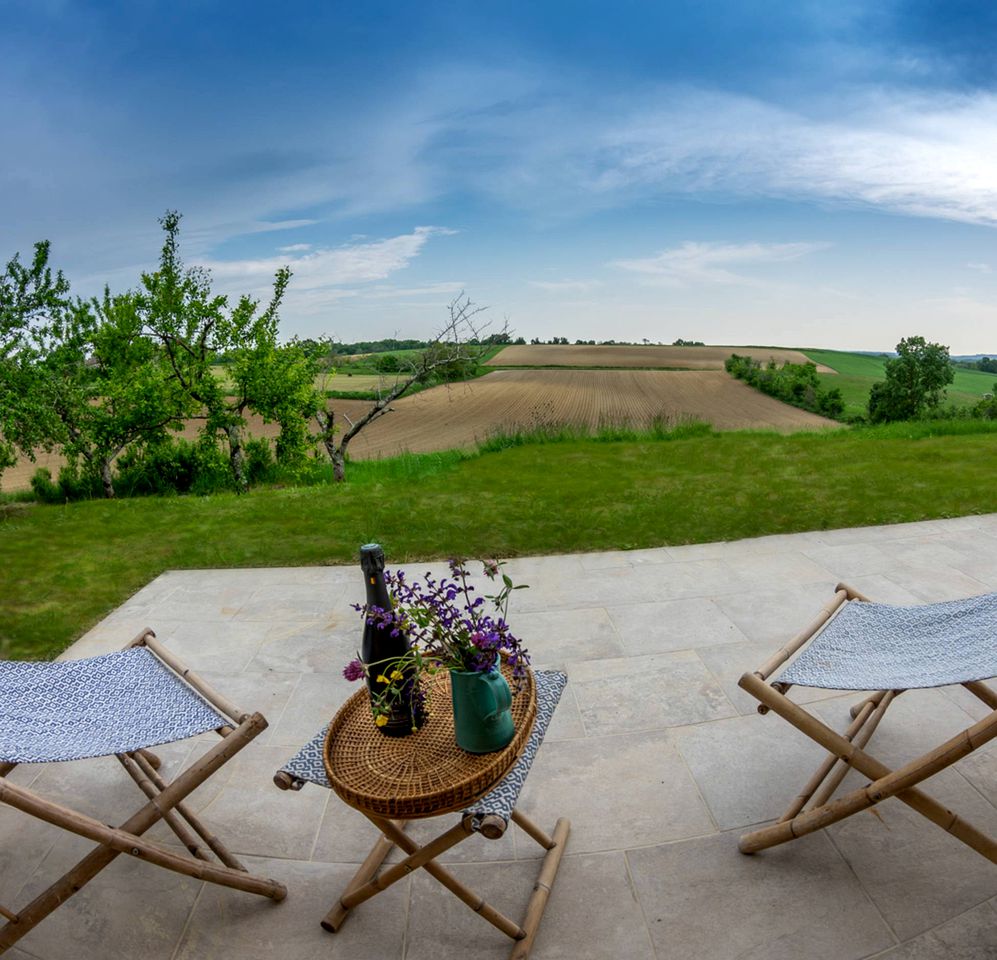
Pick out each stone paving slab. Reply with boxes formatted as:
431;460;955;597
2;514;996;959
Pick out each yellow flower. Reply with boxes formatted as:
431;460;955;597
390;670;404;681
376;674;388;684
374;715;388;727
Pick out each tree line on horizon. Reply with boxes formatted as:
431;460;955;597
728;336;997;424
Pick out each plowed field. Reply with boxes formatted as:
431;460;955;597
488;343;834;371
2;370;838;491
336;370;836;459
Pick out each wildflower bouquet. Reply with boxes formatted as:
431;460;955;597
344;558;530;726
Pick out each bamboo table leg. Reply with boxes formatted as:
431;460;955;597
509;815;570;960
323;815;524;939
321;808;571;959
322;822;406;932
371;816;526;940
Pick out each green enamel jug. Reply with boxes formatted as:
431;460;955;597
449;667;515;754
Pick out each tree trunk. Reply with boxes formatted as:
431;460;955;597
331;447;346;483
315;409;337;461
99;458;115;499
315;409;347;481
224;423;248;491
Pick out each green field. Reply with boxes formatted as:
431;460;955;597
210;345;504;399
804;349;996;418
4;419;997;662
210;364;403;395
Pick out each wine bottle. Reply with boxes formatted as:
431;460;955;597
359;543;424;736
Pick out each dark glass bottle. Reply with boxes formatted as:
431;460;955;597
359;543;424;737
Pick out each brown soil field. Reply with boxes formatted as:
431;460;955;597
487;344;835;372
2;370;838;492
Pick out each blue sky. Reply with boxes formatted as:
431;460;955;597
2;1;997;352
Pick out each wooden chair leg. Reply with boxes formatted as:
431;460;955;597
128;750;246;871
117;753;212;861
779;691;896;822
338;818;475;910
0;713;286;952
964;680;997;710
511;809;556;848
739;672;997;862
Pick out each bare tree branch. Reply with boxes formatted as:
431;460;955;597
316;293;501;481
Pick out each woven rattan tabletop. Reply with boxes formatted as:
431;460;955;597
323;664;536;819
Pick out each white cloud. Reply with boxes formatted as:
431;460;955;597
589;89;997;227
198;226;454;287
611;241;827;287
193;226;457;316
279;243;312;253
528;279;603;293
362;281;466;299
185;219;318;251
966;261;992;273
403;75;997;229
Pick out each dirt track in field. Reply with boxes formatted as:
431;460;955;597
2;370;838;491
487;343;835;372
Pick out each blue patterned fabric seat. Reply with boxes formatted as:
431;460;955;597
779;592;997;691
277;670;567;831
0;633;288;950
0;647;227;764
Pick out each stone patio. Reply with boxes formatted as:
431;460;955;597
3;515;997;959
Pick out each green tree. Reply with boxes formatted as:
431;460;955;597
972;383;997;420
868;336;954;423
0;242;70;484
139;211;298;490
234;333;319;468
31;289;190;498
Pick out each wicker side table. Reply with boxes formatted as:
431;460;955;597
276;669;570;960
324;663;536;819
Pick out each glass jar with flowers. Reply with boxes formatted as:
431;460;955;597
343;558;530;753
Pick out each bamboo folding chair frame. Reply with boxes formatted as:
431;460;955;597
738;583;997;863
0;629;287;953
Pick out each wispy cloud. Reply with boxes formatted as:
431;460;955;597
279;242;312;253
528;279;603;293
388;74;997;229
195;226;457;315
184;219;318;251
611;241;827;287
966;261;992;273
362;281;466;299
592;89;997;226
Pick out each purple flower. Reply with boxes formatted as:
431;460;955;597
355;557;531;687
343;658;365;682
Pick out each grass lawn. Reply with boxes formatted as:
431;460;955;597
3;420;997;661
804;349;996;418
